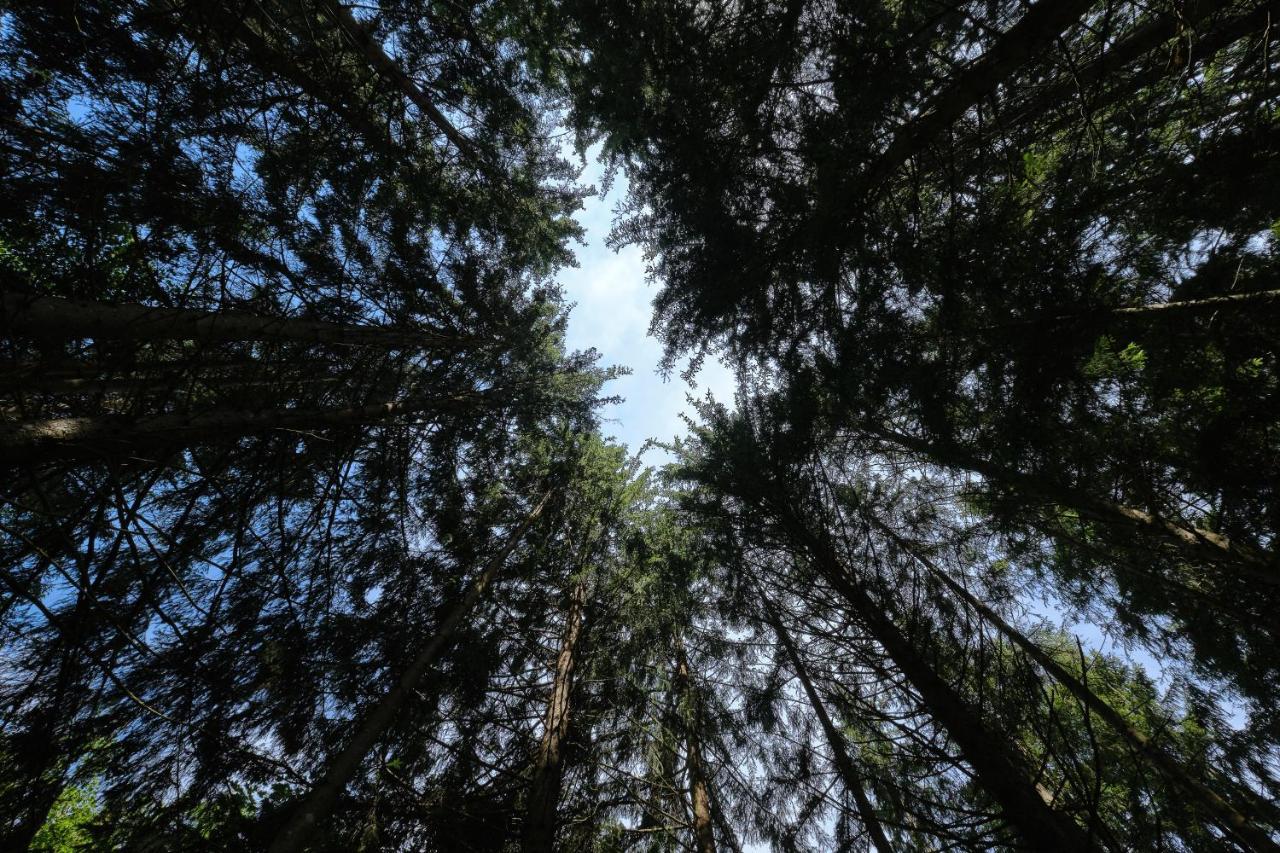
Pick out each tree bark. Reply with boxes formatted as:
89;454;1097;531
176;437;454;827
0;390;491;465
986;288;1280;331
863;0;1096;192
758;591;895;852
5;373;339;396
2;292;446;348
1017;2;1280;143
315;0;481;164
868;518;1280;852
673;635;717;853
269;490;553;853
1106;288;1280;317
521;578;587;852
768;498;1097;851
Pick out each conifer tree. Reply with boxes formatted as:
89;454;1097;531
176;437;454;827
3;1;1280;850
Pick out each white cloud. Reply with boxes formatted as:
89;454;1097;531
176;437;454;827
559;150;736;463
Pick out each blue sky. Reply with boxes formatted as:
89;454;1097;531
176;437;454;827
558;150;736;464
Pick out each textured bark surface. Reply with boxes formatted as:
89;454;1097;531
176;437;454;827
2;292;442;347
674;638;718;853
0;392;484;465
778;506;1097;852
873;519;1280;851
521;578;587;852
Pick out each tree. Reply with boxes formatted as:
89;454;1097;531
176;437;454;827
565;0;1280;773
4;1;1280;850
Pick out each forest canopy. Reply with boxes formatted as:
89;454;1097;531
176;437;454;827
1;1;1278;850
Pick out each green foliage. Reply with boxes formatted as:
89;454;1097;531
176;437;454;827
31;783;100;853
2;1;1279;851
1082;336;1147;379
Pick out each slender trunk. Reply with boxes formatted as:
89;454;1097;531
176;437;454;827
638;690;681;837
758;592;894;852
769;500;1096;851
999;1;1225;131
7;373;340;396
987;288;1280;331
863;0;1095;192
0;390;490;465
185;3;399;158
521;578;587;852
2;292;446;348
1021;2;1279;143
1107;289;1280;317
673;636;717;853
315;0;480;164
872;426;1278;585
0;360;145;387
269;490;552;853
870;518;1280;852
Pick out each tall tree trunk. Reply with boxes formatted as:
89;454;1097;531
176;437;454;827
867;515;1280;852
1018;2;1279;143
0;389;495;465
269;490;552;853
180;2;399;158
986;288;1280;331
871;426;1278;585
999;1;1228;131
6;373;340;396
758;591;895;852
863;0;1096;192
2;292;447;348
638;690;682;839
673;636;717;853
0;358;259;389
768;498;1097;851
521;578;587;852
314;0;481;164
